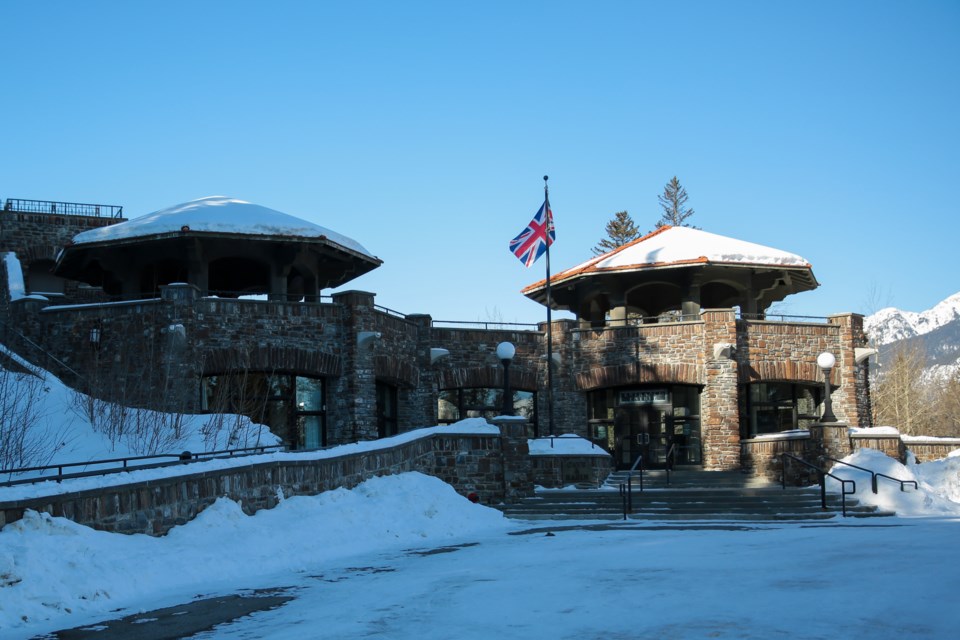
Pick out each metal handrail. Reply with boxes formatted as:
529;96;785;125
618;453;645;519
431;319;541;331
781;453;856;517
3;198;123;219
1;444;286;487
823;456;919;495
738;313;830;323
665;442;677;486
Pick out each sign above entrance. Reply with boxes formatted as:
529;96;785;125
618;389;670;406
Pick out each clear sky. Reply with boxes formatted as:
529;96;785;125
2;1;957;324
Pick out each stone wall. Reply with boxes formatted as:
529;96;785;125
902;438;960;463
530;454;612;488
0;429;510;536
740;434;816;484
850;434;906;462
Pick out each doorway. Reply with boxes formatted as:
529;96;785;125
614;405;670;469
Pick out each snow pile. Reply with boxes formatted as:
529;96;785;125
69;196;377;259
830;448;960;516
0;472;509;635
528;433;610;456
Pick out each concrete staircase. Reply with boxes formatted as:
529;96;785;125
497;470;895;522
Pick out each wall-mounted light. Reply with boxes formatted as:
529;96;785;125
89;326;101;349
357;331;382;348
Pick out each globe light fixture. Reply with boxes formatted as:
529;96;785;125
817;351;837;423
496;342;516;416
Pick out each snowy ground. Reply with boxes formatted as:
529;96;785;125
3;358;960;638
2;454;960;639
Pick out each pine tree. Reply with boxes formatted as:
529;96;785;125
656;176;698;228
592;210;641;256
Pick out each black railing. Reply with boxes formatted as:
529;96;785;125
431;319;540;331
823;456;918;495
3;198;123;219
781;453;856;517
665;442;677;486
0;444;286;487
739;312;829;323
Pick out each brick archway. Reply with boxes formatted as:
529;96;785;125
739;361;820;385
374;355;419;388
201;345;342;377
576;362;702;391
437;365;537;391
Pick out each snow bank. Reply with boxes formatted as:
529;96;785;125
528;434;610;456
0;472;509;635
830;448;960;517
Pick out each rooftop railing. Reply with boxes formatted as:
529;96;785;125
3;198;124;219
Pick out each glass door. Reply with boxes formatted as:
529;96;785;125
614;405;670;469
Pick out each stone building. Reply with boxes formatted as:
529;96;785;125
0;196;874;473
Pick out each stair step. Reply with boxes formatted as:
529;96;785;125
497;472;894;521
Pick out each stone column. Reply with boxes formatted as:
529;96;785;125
491;415;534;502
809;421;852;464
332;290;379;443
828;313;869;428
701;309;740;470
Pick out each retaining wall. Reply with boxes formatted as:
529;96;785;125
0;429;519;536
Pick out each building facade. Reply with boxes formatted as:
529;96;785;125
0;197;875;473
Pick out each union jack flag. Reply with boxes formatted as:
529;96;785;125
509;200;555;267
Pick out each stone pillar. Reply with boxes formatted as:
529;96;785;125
491;415;534;502
701;309;740;470
407;313;437;429
828;313;869;428
332;290;379;443
809;421;852;464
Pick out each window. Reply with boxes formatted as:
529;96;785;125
437;388;536;429
201;373;325;449
742;382;821;437
377;381;398;438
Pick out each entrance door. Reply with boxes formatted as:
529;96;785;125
614;405;670;470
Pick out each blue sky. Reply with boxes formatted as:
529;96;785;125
2;1;957;324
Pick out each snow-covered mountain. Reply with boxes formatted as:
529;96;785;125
865;291;960;378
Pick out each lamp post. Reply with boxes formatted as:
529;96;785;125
496;341;516;416
817;351;837;423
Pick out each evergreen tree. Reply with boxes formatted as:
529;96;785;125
592;210;641;255
656;176;698;228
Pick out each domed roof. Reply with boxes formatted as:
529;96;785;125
523;225;818;316
70;196;375;259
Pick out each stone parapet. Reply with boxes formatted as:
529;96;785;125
0;429;505;536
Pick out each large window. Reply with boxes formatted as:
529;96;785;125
438;388;536;429
742;382;821;438
201;373;325;449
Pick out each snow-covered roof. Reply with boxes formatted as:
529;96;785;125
526;226;810;294
69;196;376;259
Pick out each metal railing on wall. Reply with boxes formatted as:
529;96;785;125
3;198;124;219
0;444;286;487
432;319;540;331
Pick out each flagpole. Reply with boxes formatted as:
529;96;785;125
543;175;555;436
